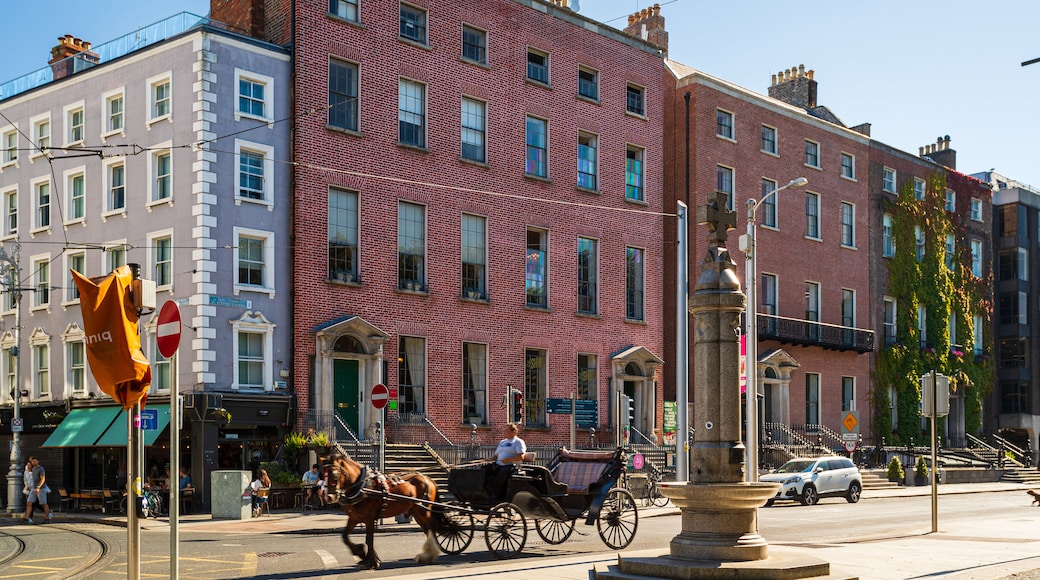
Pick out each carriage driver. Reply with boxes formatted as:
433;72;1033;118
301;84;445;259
487;423;526;501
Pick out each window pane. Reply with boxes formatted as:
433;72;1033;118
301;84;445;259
329;188;359;280
525;116;547;177
398;80;425;147
462;25;486;64
461;98;486;162
398;202;425;288
626;147;644;201
238;237;265;285
577;237;597;313
626;247;644;320
329;59;358;131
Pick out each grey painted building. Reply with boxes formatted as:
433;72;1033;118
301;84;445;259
0;13;291;511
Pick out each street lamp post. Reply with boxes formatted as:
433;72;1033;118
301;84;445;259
739;177;807;483
1;244;22;514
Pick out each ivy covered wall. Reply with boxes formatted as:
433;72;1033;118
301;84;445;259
871;172;994;446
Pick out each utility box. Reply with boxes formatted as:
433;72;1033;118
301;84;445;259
211;470;251;520
627;473;648;499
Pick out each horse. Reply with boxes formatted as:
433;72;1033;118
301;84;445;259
324;453;446;570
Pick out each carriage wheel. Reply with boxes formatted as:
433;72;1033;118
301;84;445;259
597;488;638;550
535;518;575;544
433;502;475;555
484;502;527;559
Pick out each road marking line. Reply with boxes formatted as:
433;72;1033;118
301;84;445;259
241;552;258;576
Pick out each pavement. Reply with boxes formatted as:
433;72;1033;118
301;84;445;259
5;480;1040;579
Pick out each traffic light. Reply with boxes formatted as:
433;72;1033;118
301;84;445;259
512;390;523;423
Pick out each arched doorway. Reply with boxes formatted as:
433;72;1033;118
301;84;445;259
313;316;389;440
611;346;663;445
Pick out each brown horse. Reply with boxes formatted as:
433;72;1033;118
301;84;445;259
324;454;446;570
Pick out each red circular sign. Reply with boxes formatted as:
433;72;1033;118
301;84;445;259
371;383;390;409
632;453;645;470
156;300;182;358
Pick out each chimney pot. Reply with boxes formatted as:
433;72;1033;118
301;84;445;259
771;74;777;86
807;69;814;80
919;147;925;155
798;64;805;76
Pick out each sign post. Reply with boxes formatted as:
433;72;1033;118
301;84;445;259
371;384;389;474
156;300;183;580
921;371;949;534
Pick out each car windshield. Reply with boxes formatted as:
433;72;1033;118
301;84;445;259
775;460;816;474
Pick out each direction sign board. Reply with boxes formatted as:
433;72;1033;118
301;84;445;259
546;398;573;414
140;409;158;431
156;301;182;358
371;383;390;409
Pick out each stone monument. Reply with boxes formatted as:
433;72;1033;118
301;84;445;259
596;193;845;579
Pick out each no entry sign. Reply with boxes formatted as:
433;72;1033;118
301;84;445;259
156;300;182;358
371;383;390;409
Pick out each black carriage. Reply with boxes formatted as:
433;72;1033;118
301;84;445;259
434;446;638;558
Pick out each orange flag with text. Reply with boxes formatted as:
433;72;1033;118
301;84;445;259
71;265;151;409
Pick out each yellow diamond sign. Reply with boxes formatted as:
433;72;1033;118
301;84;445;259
842;412;859;432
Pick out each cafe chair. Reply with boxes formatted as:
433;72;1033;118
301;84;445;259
57;487;75;513
181;488;194;514
103;489;122;514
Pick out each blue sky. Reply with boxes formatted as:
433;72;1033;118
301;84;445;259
3;0;1039;187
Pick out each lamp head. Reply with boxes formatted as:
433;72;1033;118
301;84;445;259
787;177;808;188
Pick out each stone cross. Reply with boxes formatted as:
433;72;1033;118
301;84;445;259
696;191;737;247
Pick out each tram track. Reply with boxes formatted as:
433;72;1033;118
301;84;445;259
0;523;113;579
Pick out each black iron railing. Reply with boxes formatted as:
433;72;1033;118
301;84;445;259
758;314;874;353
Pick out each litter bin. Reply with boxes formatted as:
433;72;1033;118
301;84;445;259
626;473;648;500
211;470;251;520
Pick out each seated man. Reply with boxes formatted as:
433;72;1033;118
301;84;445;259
486;423;526;501
301;464;322;508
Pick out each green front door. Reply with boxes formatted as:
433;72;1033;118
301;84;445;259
334;359;360;432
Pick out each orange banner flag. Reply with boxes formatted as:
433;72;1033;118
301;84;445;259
71;265;151;409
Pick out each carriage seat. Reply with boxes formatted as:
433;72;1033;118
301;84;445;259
551;447;619;494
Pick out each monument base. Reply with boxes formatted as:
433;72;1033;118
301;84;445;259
593;547;857;580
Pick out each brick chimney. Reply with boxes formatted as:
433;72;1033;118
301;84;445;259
623;4;668;57
211;0;267;40
920;135;956;170
767;64;817;109
49;35;100;81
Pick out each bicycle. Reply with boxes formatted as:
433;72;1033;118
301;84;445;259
119;489;164;518
623;463;669;508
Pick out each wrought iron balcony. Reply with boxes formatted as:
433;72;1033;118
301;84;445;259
757;314;874;353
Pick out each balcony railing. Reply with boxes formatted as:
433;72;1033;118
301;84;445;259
1;12;210;101
758;314;874;353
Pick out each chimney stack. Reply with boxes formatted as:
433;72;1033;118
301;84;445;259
210;0;268;40
49;35;100;81
767;64;817;110
920;135;956;170
623;4;668;57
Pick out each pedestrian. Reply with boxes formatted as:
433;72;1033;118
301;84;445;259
24;456;52;523
22;459;36;523
486;423;526;501
178;467;193;490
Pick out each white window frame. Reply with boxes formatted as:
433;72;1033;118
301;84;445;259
626;83;646;117
882;167;896;193
945;233;956;268
30;113;50;160
973;314;983;355
398;78;427;148
882;213;895;257
147;72;173;125
105;240;128;272
147;327;177;395
460;96;487;163
805;191;821;240
29;329;51;400
626;145;645;202
233;226;276;297
945;189;956;212
31;253;50;311
915;225;925;262
971;239;982;277
577;65;599;102
235;68;274;123
101;87;126;138
30;176;51;233
913;177;925;200
1;125;18;167
147;229;174;291
760;124;778;156
918;304;927;346
526;47;550;85
840;152;855;180
63;101;86;146
235;139;275;207
63;165;87;225
840;201;855;248
461;24;488;66
804;139;820;169
230;310;275;391
2;185;16;239
883;296;897;346
102;156;127;217
329;0;359;22
716;108;734;141
970;198;982;221
716;164;734;211
62;324;87;396
577;131;599;191
148;141;173;206
64;251;85;304
0;334;15;403
399;1;429;45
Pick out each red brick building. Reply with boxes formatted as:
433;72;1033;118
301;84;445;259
214;0;668;446
663;61;875;453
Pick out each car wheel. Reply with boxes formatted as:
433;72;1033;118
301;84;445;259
846;481;861;504
764;499;774;507
799;484;818;506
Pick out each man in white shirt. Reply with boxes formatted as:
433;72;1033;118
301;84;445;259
488;423;526;500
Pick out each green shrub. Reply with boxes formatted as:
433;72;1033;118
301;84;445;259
260;460;298;484
308;431;331;447
915;455;929;478
886;456;905;480
283;431;306;454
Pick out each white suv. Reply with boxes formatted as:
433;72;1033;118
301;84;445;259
760;456;862;506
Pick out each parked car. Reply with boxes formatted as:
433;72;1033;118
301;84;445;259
760;456;862;506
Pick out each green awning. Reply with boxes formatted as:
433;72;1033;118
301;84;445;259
42;407;122;448
95;405;172;447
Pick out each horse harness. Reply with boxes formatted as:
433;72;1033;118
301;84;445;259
335;465;413;519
